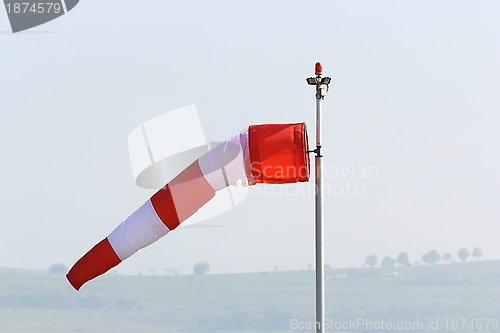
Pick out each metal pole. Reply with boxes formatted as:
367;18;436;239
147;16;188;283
315;83;324;333
307;63;329;333
314;83;325;333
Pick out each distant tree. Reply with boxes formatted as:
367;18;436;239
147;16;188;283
193;262;210;275
47;264;68;274
396;253;409;267
307;264;312;271
458;248;470;262
381;256;396;268
422;250;440;265
442;253;452;264
472;247;483;261
365;254;377;268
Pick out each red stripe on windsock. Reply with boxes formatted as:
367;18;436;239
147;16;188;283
248;123;309;184
151;161;216;230
66;238;121;291
150;184;180;230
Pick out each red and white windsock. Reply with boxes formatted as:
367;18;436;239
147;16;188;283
66;123;309;290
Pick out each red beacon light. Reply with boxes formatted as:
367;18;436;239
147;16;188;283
315;62;323;76
306;62;329;86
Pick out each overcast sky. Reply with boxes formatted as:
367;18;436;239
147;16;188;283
1;1;499;276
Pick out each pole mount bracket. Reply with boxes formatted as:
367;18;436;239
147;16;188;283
308;145;323;157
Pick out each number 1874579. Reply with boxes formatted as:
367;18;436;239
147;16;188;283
6;3;61;14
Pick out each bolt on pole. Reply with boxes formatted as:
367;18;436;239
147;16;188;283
306;62;330;333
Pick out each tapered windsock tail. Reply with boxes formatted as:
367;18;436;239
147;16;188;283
67;123;309;290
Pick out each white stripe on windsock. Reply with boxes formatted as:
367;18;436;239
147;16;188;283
198;129;250;191
107;199;169;261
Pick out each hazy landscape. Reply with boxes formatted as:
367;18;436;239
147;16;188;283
1;260;500;332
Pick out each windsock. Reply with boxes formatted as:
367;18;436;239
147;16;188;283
66;123;309;290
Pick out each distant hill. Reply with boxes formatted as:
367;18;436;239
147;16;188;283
0;260;499;332
0;267;46;274
326;259;500;285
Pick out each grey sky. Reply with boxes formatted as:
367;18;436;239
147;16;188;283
1;1;499;276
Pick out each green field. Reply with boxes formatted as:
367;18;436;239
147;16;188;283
1;261;500;332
